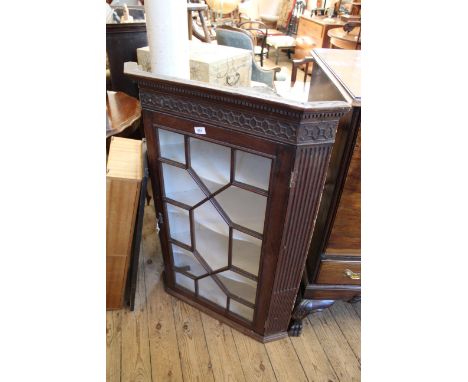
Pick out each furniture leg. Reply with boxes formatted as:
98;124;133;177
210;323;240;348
288;299;335;336
187;11;193;40
275;47;279;65
198;10;211;43
348;295;361;304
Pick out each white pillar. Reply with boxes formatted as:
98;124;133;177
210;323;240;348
144;0;190;79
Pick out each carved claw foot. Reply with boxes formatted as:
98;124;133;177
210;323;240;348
348;295;361;304
289;319;304;336
288;299;335;337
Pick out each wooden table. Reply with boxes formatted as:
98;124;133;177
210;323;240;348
106;91;141;139
295;16;345;50
327;27;361;50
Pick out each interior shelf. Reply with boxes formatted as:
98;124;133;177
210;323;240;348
217;270;257;304
232;230;262;276
175;272;195;293
172;244;206;277
235;150;272;191
230;299;254;322
190;137;231;193
162;163;206;206
194;201;230;270
198;276;227;308
159;129;186;164
215;186;267;233
166;203;191;246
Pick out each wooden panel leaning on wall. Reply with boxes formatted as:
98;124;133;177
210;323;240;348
107;137;143;310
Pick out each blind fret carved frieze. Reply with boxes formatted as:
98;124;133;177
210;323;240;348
140;90;344;145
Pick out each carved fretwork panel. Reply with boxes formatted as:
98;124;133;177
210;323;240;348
137;78;347;146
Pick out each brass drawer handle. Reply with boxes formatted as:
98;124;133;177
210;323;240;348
344;269;361;280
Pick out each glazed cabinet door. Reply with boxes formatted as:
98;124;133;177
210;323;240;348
145;111;293;332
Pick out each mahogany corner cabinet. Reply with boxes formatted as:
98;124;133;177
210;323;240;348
125;61;350;342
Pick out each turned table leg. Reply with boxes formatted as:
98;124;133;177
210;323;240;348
288;299;335;336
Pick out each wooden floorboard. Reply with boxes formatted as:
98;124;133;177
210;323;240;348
290;316;339;382
231;327;278;382
107;202;361;382
200;313;247;382
330;301;361;363
265;338;308;382
106;310;122;382
143;240;184;381
172;298;215;382
121;252;152;382
352;301;361;318
309;309;361;382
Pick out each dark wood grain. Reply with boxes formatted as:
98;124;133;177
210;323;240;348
290;50;361;331
106;22;147;98
130;68;349;342
326;130;360;255
316;259;361;285
106;91;142;138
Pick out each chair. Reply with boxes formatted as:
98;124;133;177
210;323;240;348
290;56;314;86
215;26;282;88
238;20;269;66
187;2;213;43
265;0;306;65
239;0;282;29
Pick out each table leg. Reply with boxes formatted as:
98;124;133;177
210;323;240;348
187;11;193;40
198;10;211;43
275;47;279;65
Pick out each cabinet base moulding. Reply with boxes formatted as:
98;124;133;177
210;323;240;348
163;278;289;343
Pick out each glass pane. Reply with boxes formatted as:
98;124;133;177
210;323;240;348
217;271;257;304
162;163;205;206
198;276;227;308
194;201;229;270
166;204;191;246
232;230;262;276
159;129;185;164
230;300;254;322
175;272;195;292
172;244;206;277
235;150;272;191
190;137;230;193
215;186;267;233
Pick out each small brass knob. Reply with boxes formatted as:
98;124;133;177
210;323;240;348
344;269;361;280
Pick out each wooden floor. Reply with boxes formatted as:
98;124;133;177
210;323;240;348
107;202;361;382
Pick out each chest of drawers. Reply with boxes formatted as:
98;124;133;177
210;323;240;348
293;15;345;63
289;49;361;336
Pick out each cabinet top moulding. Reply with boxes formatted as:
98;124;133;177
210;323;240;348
124;62;351;146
